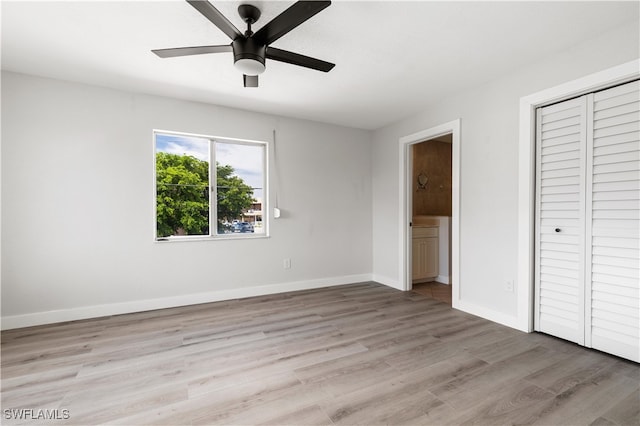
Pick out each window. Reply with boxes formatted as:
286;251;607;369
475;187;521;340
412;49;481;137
154;131;266;240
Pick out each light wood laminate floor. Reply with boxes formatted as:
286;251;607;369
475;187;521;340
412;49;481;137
2;282;638;425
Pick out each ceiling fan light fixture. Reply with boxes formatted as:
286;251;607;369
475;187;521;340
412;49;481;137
234;58;266;75
232;38;266;75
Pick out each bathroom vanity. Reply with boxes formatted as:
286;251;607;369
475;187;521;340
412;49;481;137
412;216;450;284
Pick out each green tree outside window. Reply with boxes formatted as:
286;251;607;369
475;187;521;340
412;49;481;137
156;152;254;237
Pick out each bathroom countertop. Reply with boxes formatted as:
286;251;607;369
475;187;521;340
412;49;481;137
413;216;440;226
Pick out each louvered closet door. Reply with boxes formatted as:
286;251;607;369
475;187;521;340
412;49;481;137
536;80;640;362
535;97;587;345
586;80;640;362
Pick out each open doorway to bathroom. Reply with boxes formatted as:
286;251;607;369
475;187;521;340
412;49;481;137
410;135;453;305
399;119;459;308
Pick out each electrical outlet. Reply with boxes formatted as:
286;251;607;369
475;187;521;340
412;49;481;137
283;258;291;269
504;280;514;292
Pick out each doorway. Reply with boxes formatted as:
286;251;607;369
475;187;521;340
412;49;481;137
411;136;453;305
399;119;461;308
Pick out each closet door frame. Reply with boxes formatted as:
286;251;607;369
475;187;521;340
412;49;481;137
517;59;639;333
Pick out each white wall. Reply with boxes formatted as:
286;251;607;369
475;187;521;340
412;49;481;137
371;22;640;329
3;21;638;332
1;72;372;328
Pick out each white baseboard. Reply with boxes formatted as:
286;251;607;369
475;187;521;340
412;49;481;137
453;299;523;331
1;274;373;330
436;275;450;285
2;275;527;334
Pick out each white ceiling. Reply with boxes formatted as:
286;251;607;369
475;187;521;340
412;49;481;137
2;1;638;130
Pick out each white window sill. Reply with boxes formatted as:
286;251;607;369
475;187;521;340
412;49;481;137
155;234;269;243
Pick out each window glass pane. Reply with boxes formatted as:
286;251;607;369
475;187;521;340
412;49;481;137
155;134;210;238
215;142;264;235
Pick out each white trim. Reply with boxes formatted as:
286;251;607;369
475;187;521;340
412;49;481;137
1;274;373;330
398;119;461;307
210;138;218;235
533;107;543;332
154;234;270;243
436;275;450;285
517;59;640;333
456;300;520;330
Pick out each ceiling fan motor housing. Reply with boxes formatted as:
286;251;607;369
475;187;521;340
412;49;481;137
232;38;266;75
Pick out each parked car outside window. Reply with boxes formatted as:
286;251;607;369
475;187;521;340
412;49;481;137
233;222;254;233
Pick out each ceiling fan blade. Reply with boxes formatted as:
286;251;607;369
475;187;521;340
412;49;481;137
244;75;259;87
266;47;334;72
186;0;243;40
253;1;331;46
152;44;232;58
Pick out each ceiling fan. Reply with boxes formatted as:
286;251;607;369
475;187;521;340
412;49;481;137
152;0;335;87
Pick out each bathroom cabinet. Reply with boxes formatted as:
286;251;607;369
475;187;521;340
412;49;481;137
412;226;438;281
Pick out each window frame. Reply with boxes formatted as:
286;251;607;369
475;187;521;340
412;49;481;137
153;129;268;242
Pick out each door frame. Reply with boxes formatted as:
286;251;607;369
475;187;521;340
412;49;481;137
398;119;461;308
517;59;639;332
